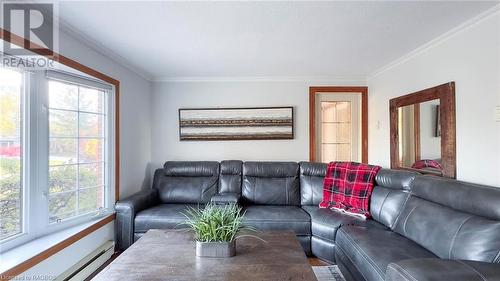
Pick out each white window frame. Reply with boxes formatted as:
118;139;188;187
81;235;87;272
0;68;116;252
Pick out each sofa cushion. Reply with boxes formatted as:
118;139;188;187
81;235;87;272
155;161;219;204
302;206;386;242
374;169;419;191
412;176;500;221
386;258;500;281
370;185;411;229
134;204;199;232
394;195;500;263
393;173;500;263
242;205;310;235
370;169;419;229
299;162;327;206
336;226;436;281
242;162;300;206
219;160;242;194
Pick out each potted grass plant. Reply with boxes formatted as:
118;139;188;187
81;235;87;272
182;203;257;257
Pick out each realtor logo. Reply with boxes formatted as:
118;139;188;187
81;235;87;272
2;2;57;57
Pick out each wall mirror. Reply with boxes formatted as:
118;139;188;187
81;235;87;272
390;82;456;178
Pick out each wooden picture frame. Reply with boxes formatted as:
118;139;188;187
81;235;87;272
389;82;456;178
178;107;294;141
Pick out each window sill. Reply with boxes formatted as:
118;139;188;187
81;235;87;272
0;214;115;278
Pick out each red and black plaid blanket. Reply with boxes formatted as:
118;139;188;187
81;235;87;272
411;159;442;170
319;162;381;218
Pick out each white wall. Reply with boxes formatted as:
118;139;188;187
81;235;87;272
151;80;364;170
368;9;500;186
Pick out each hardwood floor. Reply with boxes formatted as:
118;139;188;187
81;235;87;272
308;257;332;266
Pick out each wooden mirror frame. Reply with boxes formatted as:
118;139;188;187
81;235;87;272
389;82;456;178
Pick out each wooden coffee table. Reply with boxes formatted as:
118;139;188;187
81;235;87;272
93;229;317;281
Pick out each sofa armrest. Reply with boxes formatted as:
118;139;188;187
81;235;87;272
211;193;240;205
386;258;500;281
115;188;158;250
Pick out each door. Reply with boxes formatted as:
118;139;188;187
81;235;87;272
309;87;367;163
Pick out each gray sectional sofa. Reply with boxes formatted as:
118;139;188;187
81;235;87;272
115;161;500;281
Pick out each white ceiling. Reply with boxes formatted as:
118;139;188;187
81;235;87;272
55;1;498;81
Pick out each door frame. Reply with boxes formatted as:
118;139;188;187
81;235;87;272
309;86;368;163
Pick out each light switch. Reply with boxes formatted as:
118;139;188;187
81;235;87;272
496;106;500;122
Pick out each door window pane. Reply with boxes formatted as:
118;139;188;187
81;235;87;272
322;101;351;122
322;144;351;163
0;68;23;240
321;123;351;143
320;101;352;162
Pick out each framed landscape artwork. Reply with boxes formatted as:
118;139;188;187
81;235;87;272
179;107;294;141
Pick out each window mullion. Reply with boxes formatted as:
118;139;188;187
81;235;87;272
76;86;80;216
32;71;49;238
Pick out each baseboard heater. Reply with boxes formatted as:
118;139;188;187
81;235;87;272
56;241;115;281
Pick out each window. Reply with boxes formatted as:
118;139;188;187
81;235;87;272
0;66;115;251
48;80;107;223
0;68;24;240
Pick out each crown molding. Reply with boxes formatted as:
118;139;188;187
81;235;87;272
151;75;367;84
367;3;500;81
57;18;154;82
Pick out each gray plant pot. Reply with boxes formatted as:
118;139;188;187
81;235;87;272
196;240;236;257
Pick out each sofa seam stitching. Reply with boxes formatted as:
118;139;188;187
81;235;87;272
402;204;419;236
387;263;418;281
336;242;370;281
339;231;385;280
200;176;218;202
311;233;335;243
493;250;500;263
392;193;411;229
448;216;472;259
457;260;487;281
378;191;391;222
286;177;289;205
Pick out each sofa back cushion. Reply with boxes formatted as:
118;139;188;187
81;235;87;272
299;162;327;206
370;169;419;229
219;160;242;194
242;162;300;206
155;161;219;204
394;176;500;263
